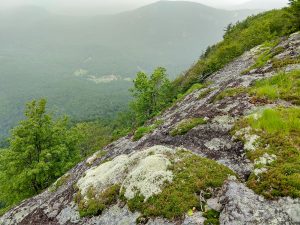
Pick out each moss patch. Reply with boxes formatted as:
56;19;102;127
213;87;247;102
235;107;300;199
133;120;163;141
125;151;235;220
170;118;206;136
250;70;300;105
75;184;120;217
176;83;205;101
203;209;220;225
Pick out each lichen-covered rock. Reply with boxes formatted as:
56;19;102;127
220;180;299;225
77;145;175;201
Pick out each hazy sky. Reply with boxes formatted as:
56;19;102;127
0;0;289;15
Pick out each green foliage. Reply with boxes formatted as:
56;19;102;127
213;87;246;102
288;0;300;30
236;107;300;199
0;99;81;214
74;121;113;158
170;118;206;136
250;70;300;105
130;67;173;126
76;185;120;217
203;209;220;225
126;152;235;219
173;8;297;95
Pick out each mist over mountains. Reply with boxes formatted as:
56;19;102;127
0;1;259;139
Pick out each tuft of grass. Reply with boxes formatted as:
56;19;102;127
133;120;164;141
126;152;235;219
213;87;247;102
272;56;300;69
198;88;214;100
75;184;120;217
203;209;220;225
250;70;300;105
177;83;205;101
235;107;300;199
170;118;206;136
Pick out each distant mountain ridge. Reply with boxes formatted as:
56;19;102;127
0;1;258;139
233;0;288;10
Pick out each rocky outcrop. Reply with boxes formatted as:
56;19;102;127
1;32;300;225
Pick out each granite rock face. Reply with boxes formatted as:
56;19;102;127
1;33;300;225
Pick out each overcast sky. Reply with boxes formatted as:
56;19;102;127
0;0;289;15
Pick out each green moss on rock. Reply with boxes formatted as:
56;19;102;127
75;184;120;217
235;107;300;199
250;70;300;105
170;118;206;136
49;174;70;192
213;87;247;102
203;209;220;225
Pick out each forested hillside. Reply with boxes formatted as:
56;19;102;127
0;1;257;140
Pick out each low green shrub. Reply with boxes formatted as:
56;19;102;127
170;118;206;136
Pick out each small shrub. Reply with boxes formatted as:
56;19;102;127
170;118;206;136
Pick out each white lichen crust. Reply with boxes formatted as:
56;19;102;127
77;145;176;201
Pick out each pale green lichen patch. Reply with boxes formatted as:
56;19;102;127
122;154;173;200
